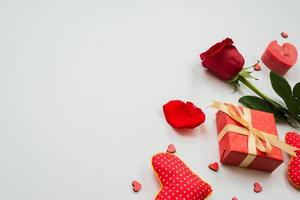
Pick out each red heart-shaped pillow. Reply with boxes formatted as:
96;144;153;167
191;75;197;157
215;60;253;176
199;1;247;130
261;40;298;75
285;132;300;190
152;153;212;200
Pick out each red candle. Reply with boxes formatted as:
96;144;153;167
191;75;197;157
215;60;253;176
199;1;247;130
261;40;298;75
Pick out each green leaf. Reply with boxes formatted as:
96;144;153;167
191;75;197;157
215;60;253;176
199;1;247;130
293;82;300;100
270;71;300;115
239;96;272;112
286;115;300;128
239;96;286;121
270;71;293;99
286;97;300;115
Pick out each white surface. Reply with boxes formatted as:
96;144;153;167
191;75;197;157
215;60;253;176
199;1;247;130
0;0;299;199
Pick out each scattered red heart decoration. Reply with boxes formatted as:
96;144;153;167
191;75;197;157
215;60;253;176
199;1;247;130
166;144;176;153
232;197;238;200
132;180;142;192
152;153;212;200
163;100;206;129
261;40;298;75
253;182;262;193
208;162;219;172
281;32;289;38
285;131;300;190
254;63;261;71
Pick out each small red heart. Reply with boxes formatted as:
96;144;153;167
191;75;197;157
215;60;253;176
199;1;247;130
208;162;219;172
166;144;176;153
132;180;142;192
232;197;238;200
254;63;261;71
281;32;289;38
261;40;298;75
254;182;262;193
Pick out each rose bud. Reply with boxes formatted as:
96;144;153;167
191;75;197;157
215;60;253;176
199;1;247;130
200;38;245;81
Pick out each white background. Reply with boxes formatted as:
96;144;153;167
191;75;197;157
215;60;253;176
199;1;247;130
0;0;299;199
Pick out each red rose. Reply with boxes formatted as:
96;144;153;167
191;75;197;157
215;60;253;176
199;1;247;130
200;38;245;81
163;100;205;129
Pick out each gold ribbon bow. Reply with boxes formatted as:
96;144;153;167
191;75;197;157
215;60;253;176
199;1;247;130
211;101;298;167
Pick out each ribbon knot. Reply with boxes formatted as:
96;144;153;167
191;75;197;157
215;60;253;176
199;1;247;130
246;124;253;129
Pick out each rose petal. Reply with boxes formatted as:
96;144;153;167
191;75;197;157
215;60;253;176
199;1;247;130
163;100;206;129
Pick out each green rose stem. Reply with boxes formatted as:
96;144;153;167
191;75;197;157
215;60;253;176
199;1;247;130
237;75;300;127
237;75;280;108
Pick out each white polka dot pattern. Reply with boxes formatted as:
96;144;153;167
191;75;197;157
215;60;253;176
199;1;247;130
285;132;300;190
288;156;300;189
152;153;212;200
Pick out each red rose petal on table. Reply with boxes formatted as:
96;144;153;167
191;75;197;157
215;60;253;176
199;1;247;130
166;144;176;153
254;182;262;193
232;197;238;200
163;100;206;129
132;180;142;192
208;162;219;172
281;32;288;38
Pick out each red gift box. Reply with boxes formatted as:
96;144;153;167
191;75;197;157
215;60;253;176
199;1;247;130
216;105;284;172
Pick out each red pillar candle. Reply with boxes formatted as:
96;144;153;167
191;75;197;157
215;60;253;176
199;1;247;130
261;40;298;75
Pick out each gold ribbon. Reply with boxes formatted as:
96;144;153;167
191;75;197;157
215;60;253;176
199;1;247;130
211;101;298;167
